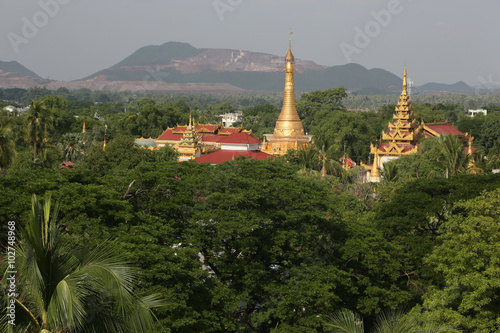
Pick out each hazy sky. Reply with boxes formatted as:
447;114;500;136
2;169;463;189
1;0;499;87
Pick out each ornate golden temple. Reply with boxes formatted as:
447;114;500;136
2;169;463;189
261;36;312;156
364;67;475;181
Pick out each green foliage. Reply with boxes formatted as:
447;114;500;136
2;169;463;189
242;104;280;138
0;194;162;333
24;100;54;165
324;309;458;333
393;135;470;180
312;108;376;163
0;124;16;171
381;161;398;183
435;135;470;178
478;112;500;154
422;188;500;332
284;146;321;171
297;87;348;132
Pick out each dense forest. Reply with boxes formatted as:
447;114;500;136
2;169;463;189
1;87;500;332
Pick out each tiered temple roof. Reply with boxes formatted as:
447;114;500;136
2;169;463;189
177;115;203;161
376;67;420;156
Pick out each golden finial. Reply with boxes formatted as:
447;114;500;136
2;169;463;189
285;29;294;62
403;66;407;92
82;119;86;133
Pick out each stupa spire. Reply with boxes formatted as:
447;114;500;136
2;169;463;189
285;30;294;62
273;33;305;138
403;66;407;93
260;32;312;156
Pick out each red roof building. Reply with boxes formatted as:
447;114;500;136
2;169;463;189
422;121;465;138
195;132;273;165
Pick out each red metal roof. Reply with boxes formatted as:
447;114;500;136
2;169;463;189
196;124;219;133
157;129;182;141
200;134;221;143
424;123;464;136
218;132;261;144
195;150;273;164
219;127;241;135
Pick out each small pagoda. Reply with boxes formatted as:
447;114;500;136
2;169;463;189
177;115;203;162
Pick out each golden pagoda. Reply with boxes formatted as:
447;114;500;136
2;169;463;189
178;115;203;161
363;67;477;181
261;34;312;156
376;67;420;157
364;68;420;176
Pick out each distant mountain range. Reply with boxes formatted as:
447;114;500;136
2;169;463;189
0;42;478;94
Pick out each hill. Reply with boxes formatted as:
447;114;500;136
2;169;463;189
79;42;401;92
0;61;52;89
0;43;477;94
0;61;41;78
417;81;475;94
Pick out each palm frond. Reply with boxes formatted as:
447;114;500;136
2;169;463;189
324;309;364;333
46;274;92;332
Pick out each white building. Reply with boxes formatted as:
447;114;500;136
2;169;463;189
467;109;487;117
219;112;243;127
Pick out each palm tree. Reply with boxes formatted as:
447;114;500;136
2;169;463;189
0;124;16;171
323;309;458;333
25;100;53;166
1;194;163;333
436;135;469;179
297;145;320;170
381;161;398;183
61;133;85;162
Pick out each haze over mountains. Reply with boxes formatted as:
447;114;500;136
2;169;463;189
0;42;476;94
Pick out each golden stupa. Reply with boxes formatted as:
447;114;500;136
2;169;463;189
261;34;312;155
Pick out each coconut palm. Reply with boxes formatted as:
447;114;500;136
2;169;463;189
0;194;163;333
297;145;320;170
323;309;458;333
324;309;364;333
24;100;53;166
0;124;16;171
381;161;398;183
61;133;85;162
435;135;469;179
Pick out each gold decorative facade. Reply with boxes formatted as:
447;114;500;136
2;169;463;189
177;115;203;161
